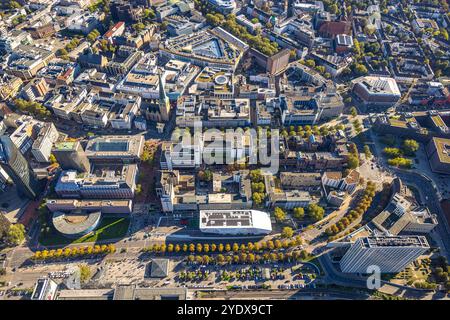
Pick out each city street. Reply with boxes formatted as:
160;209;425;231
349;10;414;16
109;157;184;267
369;128;450;260
318;253;448;300
195;288;371;300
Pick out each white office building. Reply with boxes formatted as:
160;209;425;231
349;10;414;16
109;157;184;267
31;123;59;163
199;209;272;235
340;236;429;274
207;0;236;14
31;278;58;300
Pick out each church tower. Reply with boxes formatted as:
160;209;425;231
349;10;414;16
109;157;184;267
158;72;170;122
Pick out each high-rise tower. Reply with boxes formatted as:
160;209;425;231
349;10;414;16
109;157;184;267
0;135;42;199
158;72;170;122
52;141;90;173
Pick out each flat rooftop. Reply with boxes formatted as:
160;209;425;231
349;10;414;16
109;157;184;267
53;141;79;151
363;236;429;248
201;210;253;227
431;137;450;164
388;118;408;128
431;115;446;128
46;199;132;210
113;286;187;300
208;193;232;204
354;76;401;96
85;135;144;158
91;141;129;152
58;289;114;300
161;29;243;66
52;211;101;236
199;209;272;233
124;72;159;87
201;210;252;227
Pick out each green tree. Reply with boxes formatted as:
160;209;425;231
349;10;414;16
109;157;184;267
143;8;155;19
216;254;225;264
87;29;100;42
160;21;168;31
289;50;297;60
6;224;25;245
9;1;22;9
354;63;368;75
350;106;358;117
14;99;51;119
353;39;362;56
49;154;58;165
388;157;413;168
401;139;419;156
206;13;221;26
293;207;305;219
252;192;264;206
307;204;324;222
250;169;263;183
251;182;265;193
329;3;339;14
132;22;145;32
274;207;286;222
300;250;309;261
353;119;362;133
315;65;326;74
281;227;294;238
363;145;372;159
440;28;449;41
305;59;315;68
57;48;68;57
107;244;116;253
347;155;360;169
383;147;402;158
79;264;91;282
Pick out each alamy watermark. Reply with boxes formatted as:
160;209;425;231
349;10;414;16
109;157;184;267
366;265;381;290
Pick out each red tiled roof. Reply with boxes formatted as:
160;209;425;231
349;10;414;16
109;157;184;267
104;21;125;38
0;103;13;116
319;21;351;36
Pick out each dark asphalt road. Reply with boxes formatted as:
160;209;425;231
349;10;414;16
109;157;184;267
394;170;450;260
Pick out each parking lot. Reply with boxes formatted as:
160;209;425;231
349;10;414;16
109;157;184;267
152;260;320;291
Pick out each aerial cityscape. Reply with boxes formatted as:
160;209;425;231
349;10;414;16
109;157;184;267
0;0;450;303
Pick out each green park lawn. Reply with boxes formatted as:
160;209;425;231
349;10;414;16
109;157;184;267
39;217;130;246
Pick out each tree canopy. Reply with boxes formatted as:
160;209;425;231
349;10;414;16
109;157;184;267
274;207;286;222
203;13;279;56
14;99;51;119
307;204;324;222
6;224;26;245
293;207;305;219
281;227;294;238
401;139;419;156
